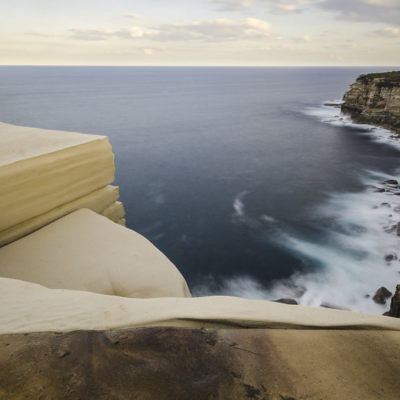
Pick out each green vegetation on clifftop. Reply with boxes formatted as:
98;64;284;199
358;70;400;84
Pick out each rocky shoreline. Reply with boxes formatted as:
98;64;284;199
320;73;400;316
370;177;400;315
345;73;400;315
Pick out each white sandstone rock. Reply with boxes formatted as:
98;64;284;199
1;276;400;335
0;122;115;235
0;185;121;246
0;209;191;299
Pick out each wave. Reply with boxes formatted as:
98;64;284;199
303;100;400;150
193;103;400;315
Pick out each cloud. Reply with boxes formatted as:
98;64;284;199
282;44;295;50
141;46;166;55
123;13;143;19
318;0;400;26
292;35;311;43
320;29;343;37
152;18;272;42
105;46;166;55
69;18;273;44
69;27;145;41
258;45;272;50
363;0;399;6
26;31;61;38
370;27;400;37
330;54;345;62
213;0;400;20
210;0;255;11
210;0;314;13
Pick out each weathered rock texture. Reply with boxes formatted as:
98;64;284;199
0;122;125;247
341;71;400;134
2;276;400;335
0;210;191;299
1;327;400;400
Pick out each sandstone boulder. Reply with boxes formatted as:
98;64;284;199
0;209;191;299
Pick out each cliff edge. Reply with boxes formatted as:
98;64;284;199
2;122;400;399
341;71;400;134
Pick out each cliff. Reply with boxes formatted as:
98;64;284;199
341;71;400;134
0;122;126;246
1;122;400;399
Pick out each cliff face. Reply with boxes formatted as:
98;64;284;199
341;72;400;134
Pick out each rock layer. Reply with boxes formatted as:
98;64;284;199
1;327;400;400
0;122;125;246
1;276;400;335
341;72;400;134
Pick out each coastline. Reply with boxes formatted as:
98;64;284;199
1;116;400;398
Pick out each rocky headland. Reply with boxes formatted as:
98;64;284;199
341;71;400;134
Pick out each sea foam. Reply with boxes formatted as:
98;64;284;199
193;102;400;315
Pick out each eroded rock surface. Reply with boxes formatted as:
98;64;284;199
1;327;400;400
0;210;191;299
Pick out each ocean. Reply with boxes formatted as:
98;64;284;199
1;66;399;314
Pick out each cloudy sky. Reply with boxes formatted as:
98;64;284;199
1;0;400;66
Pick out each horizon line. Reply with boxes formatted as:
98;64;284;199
1;65;400;68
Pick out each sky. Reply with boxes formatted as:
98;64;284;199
1;0;400;66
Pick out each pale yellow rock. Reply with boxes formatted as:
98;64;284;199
0;185;120;247
0;209;191;299
0;122;115;232
99;201;125;222
116;218;126;226
1;277;400;335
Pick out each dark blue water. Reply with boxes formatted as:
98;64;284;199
1;66;399;312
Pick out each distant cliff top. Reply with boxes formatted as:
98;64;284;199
357;70;400;85
341;70;400;134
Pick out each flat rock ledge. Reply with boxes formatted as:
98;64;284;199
1;326;400;400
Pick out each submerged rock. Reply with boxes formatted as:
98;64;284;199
385;180;399;185
373;287;393;305
384;254;398;262
383;224;397;234
324;102;342;108
273;298;298;305
320;302;350;311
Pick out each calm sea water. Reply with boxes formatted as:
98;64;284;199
1;66;399;313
